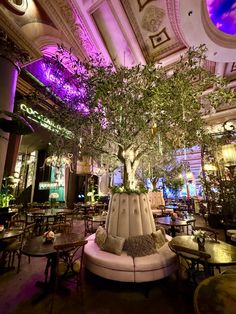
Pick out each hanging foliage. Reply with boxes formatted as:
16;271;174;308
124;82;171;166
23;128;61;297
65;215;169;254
23;44;235;190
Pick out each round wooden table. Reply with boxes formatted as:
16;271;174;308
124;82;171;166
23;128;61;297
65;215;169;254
22;233;84;287
0;229;23;241
169;235;236;268
156;216;196;237
194;274;236;314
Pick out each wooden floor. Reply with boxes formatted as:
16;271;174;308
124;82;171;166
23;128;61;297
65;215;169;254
0;215;229;314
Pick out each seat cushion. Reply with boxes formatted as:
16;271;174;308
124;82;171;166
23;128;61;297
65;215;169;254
231;234;236;242
84;236;134;271
227;229;236;237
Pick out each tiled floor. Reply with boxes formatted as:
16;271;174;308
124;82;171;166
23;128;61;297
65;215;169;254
0;215;228;314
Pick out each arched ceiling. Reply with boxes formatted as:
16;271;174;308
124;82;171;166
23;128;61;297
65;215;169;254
0;0;236;122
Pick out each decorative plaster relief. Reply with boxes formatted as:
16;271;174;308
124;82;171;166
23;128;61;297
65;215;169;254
137;0;154;12
231;62;236;72
55;0;98;59
149;27;170;49
121;0;185;62
141;6;165;33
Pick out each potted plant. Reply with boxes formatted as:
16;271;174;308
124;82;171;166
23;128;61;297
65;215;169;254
0;176;15;211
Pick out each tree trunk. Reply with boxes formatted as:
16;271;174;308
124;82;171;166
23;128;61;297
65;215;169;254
118;147;139;190
123;158;139;190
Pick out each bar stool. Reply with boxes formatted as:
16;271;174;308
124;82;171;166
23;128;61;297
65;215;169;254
226;229;236;243
231;234;236;244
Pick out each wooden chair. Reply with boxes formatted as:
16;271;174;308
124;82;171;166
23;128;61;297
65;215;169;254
64;212;75;231
53;239;88;287
44;223;71;283
170;243;211;286
49;239;88;313
5;223;36;272
52;223;71;234
192;226;218;241
54;212;67;224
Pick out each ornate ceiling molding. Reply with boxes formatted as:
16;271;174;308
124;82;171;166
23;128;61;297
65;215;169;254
0;8;41;64
166;0;187;48
40;0;99;59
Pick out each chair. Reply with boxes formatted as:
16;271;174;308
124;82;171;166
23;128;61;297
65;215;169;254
9;219;26;230
192;226;218;241
53;239;88;288
84;215;93;236
54;212;67;224
5;223;36;272
170;243;211;286
49;238;88;313
44;223;71;283
64;212;75;231
52;223;71;234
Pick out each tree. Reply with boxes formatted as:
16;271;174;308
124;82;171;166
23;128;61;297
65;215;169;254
137;151;185;192
24;45;235;190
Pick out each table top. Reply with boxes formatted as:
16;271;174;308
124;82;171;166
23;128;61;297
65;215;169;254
169;235;236;266
89;215;107;222
194;274;236;314
27;208;73;217
0;228;23;240
22;233;83;257
164;205;179;210
156;216;196;227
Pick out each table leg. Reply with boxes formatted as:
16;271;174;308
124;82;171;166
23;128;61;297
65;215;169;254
170;226;176;237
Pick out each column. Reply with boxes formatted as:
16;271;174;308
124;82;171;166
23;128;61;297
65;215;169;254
0;56;19;186
4;133;22;175
0;30;30;186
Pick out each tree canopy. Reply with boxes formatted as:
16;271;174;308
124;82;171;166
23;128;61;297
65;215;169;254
23;44;235;190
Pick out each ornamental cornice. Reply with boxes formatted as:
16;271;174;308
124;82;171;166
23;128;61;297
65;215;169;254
166;0;188;48
39;0;98;60
67;0;100;58
0;10;41;65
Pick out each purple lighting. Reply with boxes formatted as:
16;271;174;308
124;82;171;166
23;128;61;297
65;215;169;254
24;57;89;114
206;0;236;35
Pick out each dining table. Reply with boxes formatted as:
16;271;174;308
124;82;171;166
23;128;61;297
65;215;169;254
194;273;236;314
21;232;84;290
169;235;236;271
156;216;196;237
27;208;74;233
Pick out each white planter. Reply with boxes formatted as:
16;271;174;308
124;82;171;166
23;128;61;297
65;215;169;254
106;193;156;239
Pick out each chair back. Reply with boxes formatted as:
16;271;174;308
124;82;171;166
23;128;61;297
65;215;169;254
52;223;71;234
170;243;211;284
55;212;67;224
53;239;88;283
192;226;218;241
22;223;36;244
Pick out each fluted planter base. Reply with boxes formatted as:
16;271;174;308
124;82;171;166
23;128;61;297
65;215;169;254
106;193;156;239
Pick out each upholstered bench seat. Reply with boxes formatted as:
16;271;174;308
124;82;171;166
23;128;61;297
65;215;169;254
226;229;236;237
84;233;177;282
84;234;135;282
